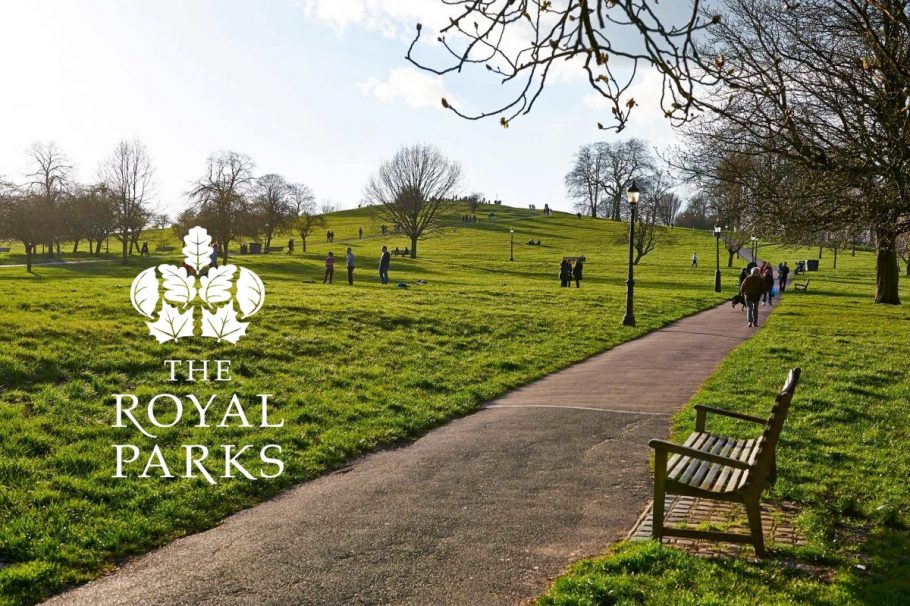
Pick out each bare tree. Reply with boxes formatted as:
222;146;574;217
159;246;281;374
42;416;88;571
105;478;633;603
685;0;910;303
252;173;294;250
600;139;652;220
61;184;115;254
0;188;45;272
565;144;605;218
25;142;71;255
100;139;155;264
406;2;713;131
365;144;462;258
319;200;337;215
289;183;322;252
187;151;255;264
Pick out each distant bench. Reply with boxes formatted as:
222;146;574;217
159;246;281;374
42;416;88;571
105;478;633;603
649;368;801;557
0;247;10;253
392;248;410;257
156;246;175;253
793;279;810;292
267;246;284;253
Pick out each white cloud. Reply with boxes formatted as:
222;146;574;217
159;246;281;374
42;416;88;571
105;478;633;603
359;66;459;110
299;0;456;38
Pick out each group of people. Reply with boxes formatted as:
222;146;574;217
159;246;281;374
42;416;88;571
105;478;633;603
325;230;336;243
323;245;393;285
738;260;790;327
559;258;583;288
461;215;478;223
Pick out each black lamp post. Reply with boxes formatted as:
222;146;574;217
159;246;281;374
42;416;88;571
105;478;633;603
509;228;514;261
751;235;758;262
714;221;722;293
622;181;640;327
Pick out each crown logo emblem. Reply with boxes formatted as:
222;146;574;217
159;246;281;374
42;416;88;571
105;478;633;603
129;226;265;343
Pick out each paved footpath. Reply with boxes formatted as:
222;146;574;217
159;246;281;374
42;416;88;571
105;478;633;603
48;290;779;606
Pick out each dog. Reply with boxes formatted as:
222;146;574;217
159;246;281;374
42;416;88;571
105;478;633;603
731;294;747;310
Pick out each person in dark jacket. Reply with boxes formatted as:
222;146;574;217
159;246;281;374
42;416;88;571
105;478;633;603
559;259;571;287
778;262;789;292
740;267;767;327
379;246;391;284
572;258;584;288
738;266;749;287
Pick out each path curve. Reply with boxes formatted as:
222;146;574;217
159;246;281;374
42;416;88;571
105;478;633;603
47;282;779;606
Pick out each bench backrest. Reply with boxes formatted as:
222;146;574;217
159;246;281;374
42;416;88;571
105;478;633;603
747;368;801;486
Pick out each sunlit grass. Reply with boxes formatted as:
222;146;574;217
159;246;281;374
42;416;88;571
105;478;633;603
0;204;740;605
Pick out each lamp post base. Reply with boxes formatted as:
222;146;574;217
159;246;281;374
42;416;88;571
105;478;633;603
714;270;721;293
622;313;636;327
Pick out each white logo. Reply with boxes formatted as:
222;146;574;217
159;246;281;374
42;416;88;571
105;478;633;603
130;226;265;344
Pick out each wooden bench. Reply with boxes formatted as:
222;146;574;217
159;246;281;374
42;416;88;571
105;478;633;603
156;246;175;253
267;246;284;253
793;279;810;292
649;368;801;557
0;247;10;253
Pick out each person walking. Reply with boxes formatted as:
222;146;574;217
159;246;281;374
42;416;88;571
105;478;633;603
210;244;220;269
358;227;363;239
559;259;572;287
140;241;149;257
323;251;335;284
691;252;698;267
760;261;775;305
287;239;295;255
778;262;789;292
741;267;767;327
379;245;391;284
345;247;355;285
738;266;749;287
572;257;584;288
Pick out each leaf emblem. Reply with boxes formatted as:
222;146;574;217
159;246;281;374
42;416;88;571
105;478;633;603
159;264;197;305
236;267;265;318
147;302;195;343
199;264;237;307
130;266;159;318
182;226;214;273
200;301;248;344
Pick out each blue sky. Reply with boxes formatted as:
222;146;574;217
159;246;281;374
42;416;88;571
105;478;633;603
0;0;681;216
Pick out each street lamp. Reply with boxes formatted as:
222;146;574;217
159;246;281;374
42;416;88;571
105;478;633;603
714;221;722;293
751;235;758;262
509;228;514;261
622;181;640;327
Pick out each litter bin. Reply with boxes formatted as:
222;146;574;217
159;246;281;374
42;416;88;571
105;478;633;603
248;242;262;254
806;259;819;271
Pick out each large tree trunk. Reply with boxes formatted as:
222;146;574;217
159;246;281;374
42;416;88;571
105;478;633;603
410;235;418;258
95;240;103;256
874;224;900;304
121;234;129;264
222;240;229;264
72;239;80;253
265;234;273;251
25;243;33;272
727;249;736;267
302;235;307;252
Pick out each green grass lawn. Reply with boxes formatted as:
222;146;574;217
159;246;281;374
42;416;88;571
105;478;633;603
0;204;738;605
538;245;910;605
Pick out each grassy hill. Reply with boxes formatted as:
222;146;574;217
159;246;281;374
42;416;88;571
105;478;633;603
0;204;742;604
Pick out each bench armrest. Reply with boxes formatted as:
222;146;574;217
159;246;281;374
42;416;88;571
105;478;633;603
648;439;751;470
694;405;767;431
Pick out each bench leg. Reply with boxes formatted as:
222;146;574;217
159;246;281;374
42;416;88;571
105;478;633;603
652;450;667;542
744;497;766;558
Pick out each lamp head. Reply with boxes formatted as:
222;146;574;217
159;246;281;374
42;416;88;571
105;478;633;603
626;181;640;206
